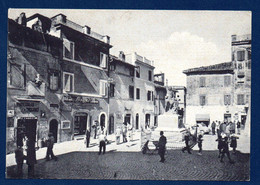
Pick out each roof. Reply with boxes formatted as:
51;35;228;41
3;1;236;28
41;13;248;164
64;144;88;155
183;62;234;75
110;55;135;68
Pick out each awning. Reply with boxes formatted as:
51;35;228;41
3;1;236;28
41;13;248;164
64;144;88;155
196;114;210;122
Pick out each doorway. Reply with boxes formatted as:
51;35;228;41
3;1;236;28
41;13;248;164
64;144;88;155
74;113;88;135
17;118;37;147
145;114;150;129
49;119;58;143
100;113;106;129
109;115;114;134
124;114;131;125
224;114;232;123
136;114;139;129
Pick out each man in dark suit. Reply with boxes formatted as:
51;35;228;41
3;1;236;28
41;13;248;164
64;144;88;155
86;129;91;148
158;131;167;163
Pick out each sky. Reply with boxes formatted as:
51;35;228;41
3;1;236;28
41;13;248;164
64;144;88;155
8;9;251;86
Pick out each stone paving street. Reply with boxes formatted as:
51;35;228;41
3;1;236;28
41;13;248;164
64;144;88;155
6;132;250;181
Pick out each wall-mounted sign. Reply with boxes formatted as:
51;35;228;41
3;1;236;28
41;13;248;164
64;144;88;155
63;94;99;104
62;120;71;129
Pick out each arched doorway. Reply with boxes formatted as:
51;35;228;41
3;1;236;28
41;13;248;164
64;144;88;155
136;114;139;129
145;114;150;129
109;115;114;134
100;113;106;129
49;119;58;143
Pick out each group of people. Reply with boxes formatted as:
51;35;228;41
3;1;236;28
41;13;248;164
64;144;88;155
211;120;241;136
115;122;134;145
15;132;57;178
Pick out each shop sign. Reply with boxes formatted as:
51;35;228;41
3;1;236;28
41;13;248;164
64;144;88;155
63;94;99;104
18;102;39;112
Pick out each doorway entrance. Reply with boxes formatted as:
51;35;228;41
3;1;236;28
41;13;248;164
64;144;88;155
17;117;37;147
124;114;131;125
224;114;232;123
49;119;58;143
74;113;88;135
136;114;139;129
100;113;106;129
145;114;150;129
109;115;114;134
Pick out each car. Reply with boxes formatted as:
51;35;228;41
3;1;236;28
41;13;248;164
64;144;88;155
197;123;211;134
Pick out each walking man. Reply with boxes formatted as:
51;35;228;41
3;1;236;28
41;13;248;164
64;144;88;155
26;137;36;178
158;131;167;163
46;133;57;161
98;131;106;155
15;146;25;177
220;135;235;164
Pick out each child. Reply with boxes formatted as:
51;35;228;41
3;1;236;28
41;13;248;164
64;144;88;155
230;134;239;153
197;134;203;155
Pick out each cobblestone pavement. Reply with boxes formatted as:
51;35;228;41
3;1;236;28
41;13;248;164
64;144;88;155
6;149;249;181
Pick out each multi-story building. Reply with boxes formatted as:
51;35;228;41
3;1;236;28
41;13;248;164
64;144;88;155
183;34;251;128
7;12;113;153
7;14;63;153
126;52;155;129
46;13;112;138
109;52;136;132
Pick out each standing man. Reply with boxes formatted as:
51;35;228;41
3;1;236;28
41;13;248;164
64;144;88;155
86;129;91;148
182;129;192;154
98;131;106;155
211;121;216;135
115;126;121;145
158;131;167;163
237;121;241;135
220;135;235;164
46;133;57;161
26;137;36;178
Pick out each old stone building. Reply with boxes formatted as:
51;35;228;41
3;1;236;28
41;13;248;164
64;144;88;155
7;16;63;153
183;34;251;128
126;52;156;129
47;13;112;138
109;52;136;132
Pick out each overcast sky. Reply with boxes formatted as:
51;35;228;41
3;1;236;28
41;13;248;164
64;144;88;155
8;9;251;86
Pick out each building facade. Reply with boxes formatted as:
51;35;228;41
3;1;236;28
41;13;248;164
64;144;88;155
126;53;156;129
48;14;112;139
7;16;63;153
109;52;136;132
183;34;251;128
7;13;113;153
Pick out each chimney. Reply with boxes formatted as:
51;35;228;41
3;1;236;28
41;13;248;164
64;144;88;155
83;25;91;34
119;51;125;61
104;35;110;44
231;35;237;42
16;12;27;27
55;14;67;23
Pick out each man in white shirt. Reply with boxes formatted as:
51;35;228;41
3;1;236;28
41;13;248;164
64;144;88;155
99;131;106;155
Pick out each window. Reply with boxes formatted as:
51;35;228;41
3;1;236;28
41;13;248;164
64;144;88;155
100;80;107;96
49;69;59;91
8;63;26;89
130;68;134;77
147;91;152;101
63;39;74;60
109;83;115;97
100;53;108;68
136;66;140;78
237;94;245;105
110;63;116;71
148;70;152;81
237;51;245;61
248;50;251;60
152;91;154;101
63;72;74;93
61;120;71;129
200;95;206;106
224;95;231;105
129;86;134;99
199;77;206;87
136;88;140;100
224;76;231;87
